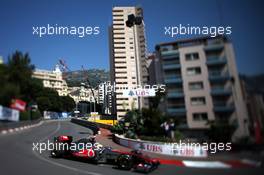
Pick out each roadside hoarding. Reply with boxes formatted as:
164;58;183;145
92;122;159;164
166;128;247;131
10;99;26;111
114;134;207;158
0;105;19;122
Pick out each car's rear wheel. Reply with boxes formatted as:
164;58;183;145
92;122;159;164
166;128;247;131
116;154;133;170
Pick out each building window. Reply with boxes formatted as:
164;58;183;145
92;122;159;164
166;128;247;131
186;53;199;61
113;18;124;21
189;82;204;90
113;9;123;12
193;113;208;121
191;97;206;106
113;14;123;17
186;67;201;75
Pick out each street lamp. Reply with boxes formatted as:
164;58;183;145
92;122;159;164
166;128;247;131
126;14;142;27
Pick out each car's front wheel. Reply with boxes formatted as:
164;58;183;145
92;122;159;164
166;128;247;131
50;150;63;158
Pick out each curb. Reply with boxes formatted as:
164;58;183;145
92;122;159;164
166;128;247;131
158;159;261;168
0;121;43;135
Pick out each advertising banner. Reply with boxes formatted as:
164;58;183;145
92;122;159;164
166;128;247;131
43;111;69;119
10;99;26;111
115;134;207;158
122;88;156;97
0;105;19;122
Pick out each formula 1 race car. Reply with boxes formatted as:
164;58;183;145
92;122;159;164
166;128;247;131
50;135;160;173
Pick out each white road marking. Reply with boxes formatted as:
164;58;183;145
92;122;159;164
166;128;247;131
183;160;231;168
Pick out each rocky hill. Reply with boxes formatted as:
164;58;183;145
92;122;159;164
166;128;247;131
63;69;109;88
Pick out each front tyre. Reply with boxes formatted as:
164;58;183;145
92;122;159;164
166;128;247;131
50;150;64;158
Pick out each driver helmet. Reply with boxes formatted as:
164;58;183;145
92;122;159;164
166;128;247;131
88;135;96;143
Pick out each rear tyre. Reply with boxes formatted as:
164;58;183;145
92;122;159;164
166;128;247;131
116;154;133;170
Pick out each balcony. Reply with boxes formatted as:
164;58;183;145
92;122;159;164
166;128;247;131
163;64;181;70
164;77;182;84
213;104;235;113
161;49;179;58
167;91;184;98
167;107;186;116
206;56;227;66
211;88;232;96
204;43;224;51
209;72;231;82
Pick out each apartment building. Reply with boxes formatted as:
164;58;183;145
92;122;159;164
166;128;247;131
68;85;98;104
109;7;148;119
154;36;249;139
98;81;114;115
32;65;68;96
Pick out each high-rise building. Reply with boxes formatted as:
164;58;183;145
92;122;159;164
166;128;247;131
109;7;148;119
154;36;249;139
98;81;114;115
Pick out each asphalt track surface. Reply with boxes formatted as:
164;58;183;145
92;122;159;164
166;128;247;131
0;120;263;175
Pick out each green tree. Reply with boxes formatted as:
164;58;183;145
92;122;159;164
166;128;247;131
0;51;76;119
7;51;35;102
141;108;164;136
206;120;236;143
0;51;34;106
36;96;52;113
149;88;166;109
61;96;75;112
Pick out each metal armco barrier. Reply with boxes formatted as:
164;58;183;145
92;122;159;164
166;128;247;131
71;118;99;135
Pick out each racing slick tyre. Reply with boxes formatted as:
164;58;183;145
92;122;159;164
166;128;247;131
116;154;133;170
50;150;64;158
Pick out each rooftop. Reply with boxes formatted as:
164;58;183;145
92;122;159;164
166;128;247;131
156;35;230;51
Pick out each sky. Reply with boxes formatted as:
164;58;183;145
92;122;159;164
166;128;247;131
0;0;264;75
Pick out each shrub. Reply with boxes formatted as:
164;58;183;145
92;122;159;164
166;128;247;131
111;123;124;134
20;111;30;121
